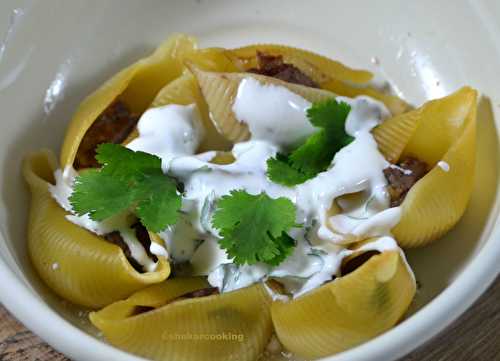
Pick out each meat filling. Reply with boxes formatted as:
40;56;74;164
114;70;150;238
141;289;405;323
104;222;158;273
74;100;139;169
383;157;428;207
340;251;380;276
248;51;319;88
178;287;220;299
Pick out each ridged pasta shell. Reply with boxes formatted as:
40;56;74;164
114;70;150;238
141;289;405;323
271;251;415;360
90;281;273;361
321;79;409;116
389;87;477;247
149;73;233;151
228;44;408;115
23;150;170;308
191;67;337;143
372;109;421;163
124;48;238;148
60;34;197;168
229;44;372;84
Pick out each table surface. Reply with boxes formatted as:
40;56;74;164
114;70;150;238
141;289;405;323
1;278;499;361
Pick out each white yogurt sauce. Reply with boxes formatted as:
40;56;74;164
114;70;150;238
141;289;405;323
127;104;204;172
150;242;169;258
49;76;415;295
437;160;450;172
233;77;316;149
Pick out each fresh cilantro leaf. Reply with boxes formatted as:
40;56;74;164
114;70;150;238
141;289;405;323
267;98;353;186
95;143;161;180
70;169;135;220
135;170;182;232
292;99;352;173
70;143;181;232
289;132;334;177
212;190;297;266
266;154;311;187
307;98;351;128
266;232;296;266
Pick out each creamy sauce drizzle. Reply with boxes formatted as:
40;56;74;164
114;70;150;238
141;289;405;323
437;160;450;172
49;77;415;295
233;77;316;149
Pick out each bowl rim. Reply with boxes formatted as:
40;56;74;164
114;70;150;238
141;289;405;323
0;198;499;361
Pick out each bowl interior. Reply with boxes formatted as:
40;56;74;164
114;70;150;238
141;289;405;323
0;0;499;360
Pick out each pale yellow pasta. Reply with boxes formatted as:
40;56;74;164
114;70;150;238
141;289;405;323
185;47;241;73
372;109;421;163
374;87;477;247
152;73;232;151
90;280;273;361
321;78;409;116
60;33;197;168
228;44;409;115
272;250;415;360
23;35;198;308
90;277;208;322
23;150;170;308
191;67;337;143
125;47;240;149
228;44;372;84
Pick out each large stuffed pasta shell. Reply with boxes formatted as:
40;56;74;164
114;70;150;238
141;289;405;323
372;109;421;164
146;72;232;151
272;250;415;360
23;150;170;308
229;44;372;84
374;87;477;247
90;280;273;361
185;47;241;73
228;44;408;115
148;48;241;151
90;277;209;322
191;67;336;143
151;48;240;111
60;34;197;168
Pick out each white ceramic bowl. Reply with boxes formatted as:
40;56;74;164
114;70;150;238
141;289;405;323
1;1;499;360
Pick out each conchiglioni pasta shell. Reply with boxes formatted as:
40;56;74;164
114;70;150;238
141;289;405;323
90;281;273;361
125;48;238;148
90;277;209;322
372;109;421;163
272;251;415;360
321;78;408;116
23;150;170;308
229;44;372;84
186;47;241;73
149;72;232;151
60;34;197;168
228;44;408;115
191;68;337;143
389;87;477;247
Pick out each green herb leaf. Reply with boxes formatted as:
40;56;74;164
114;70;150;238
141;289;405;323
266;153;311;187
95;142;160;178
212;190;297;266
69;169;134;221
70;143;181;232
267;98;353;186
